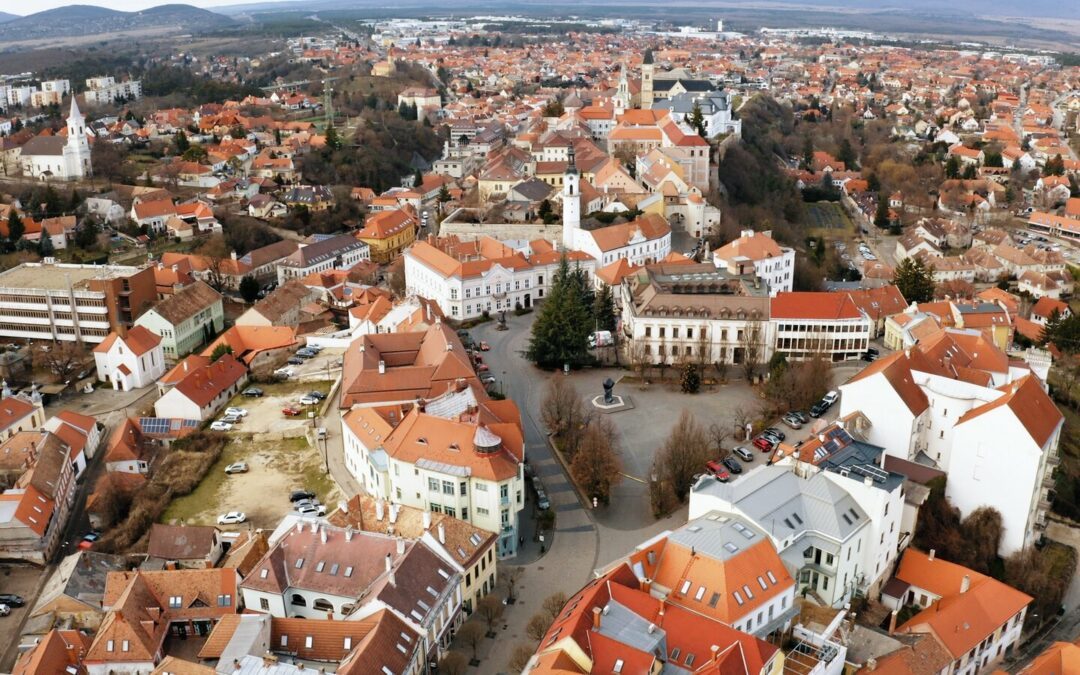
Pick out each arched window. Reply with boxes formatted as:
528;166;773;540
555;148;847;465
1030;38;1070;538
290;594;307;607
312;598;334;613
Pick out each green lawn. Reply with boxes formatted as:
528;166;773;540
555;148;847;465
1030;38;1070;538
161;440;246;524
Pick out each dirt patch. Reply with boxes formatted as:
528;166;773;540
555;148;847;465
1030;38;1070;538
162;436;339;531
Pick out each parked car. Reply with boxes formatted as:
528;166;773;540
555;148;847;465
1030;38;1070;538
862;347;880;362
225;462;249;475
809;401;829;418
220;414;242;425
733;446;754;462
299;394;320;406
295;503;327;517
287;357;304;365
295;351;315;360
290;490;316;503
535;488;550;510
0;594;24;607
210;421;233;432
282;407;302;417
705;460;731;482
477;364;490;373
225;407;248;417
308;391;327;400
478;341;490;351
722;457;743;475
822;390;840;407
242;387;264;397
480;372;496;385
0;605;9;617
790;411;809;424
217;512;247;525
274;367;295;378
763;427;786;442
78;532;100;550
782;413;803;430
752;437;774;452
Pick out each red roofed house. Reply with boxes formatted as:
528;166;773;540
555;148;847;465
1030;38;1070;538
526;561;784;674
43;410;102;478
92;326;166;391
11;628;92;675
153;353;248;421
770;291;871;362
0;429;77;564
1030;296;1070;326
840;330;1062;554
355;207;417;264
883;549;1030;674
0;392;45;441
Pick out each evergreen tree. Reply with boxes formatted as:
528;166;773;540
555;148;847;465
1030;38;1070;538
837;138;857;169
6;211;24;243
324;124;343;151
874;193;890;229
174;130;190;153
688;101;707;137
802;135;814;169
680;362;701;394
37;235;54;257
593;285;616;333
867;173;880;192
239;275;261;303
1045;154;1066;176
526;256;592;369
893;257;935;304
437;184;451;205
69;188;83;211
961;163;977;180
945;155;961;179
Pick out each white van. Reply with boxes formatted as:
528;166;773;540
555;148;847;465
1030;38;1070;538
588;330;613;348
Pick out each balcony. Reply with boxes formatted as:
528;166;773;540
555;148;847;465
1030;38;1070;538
1047;454;1061;467
1039;498;1053;512
500;494;510;507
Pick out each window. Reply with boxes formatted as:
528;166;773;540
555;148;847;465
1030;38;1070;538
680;580;692;594
122;640;130;652
107;640;114;652
305;636;314;649
169;595;182;608
218;594;232;607
460;482;468;496
428;477;439;492
462;508;468;520
442;480;455;495
260;598;270;611
291;594;307;607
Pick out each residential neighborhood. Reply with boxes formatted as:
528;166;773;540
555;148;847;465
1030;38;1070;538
0;4;1077;675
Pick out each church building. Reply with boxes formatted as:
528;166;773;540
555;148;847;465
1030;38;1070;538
19;98;93;181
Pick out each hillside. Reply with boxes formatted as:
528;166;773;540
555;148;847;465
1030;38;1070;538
0;12;16;23
0;4;234;42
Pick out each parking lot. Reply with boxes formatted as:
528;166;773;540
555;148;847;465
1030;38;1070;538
161;435;338;531
0;565;45;670
287;347;345;382
214;380;334;435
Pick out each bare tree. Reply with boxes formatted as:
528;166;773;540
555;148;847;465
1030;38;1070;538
526;613;550;641
696;329;711;370
386;257;406;297
33;341;88;383
438;651;469;675
656;336;669;381
629;339;650;384
196;235;231;292
542;592;568;622
713;342;729;383
500;564;524;604
509;644;537;672
708;423;730;459
456;621;486;663
570;415;623;505
541;376;581;437
740;320;764;381
476;594;503;638
1056;360;1080;411
732;405;754;441
656;410;712;503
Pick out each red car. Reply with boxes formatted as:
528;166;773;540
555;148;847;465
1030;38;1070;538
477;364;490;373
282;407;302;417
705;460;730;482
752;437;774;452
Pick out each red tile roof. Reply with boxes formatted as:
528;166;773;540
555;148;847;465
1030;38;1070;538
770;292;863;320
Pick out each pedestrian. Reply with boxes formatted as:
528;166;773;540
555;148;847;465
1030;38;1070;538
519;535;524;547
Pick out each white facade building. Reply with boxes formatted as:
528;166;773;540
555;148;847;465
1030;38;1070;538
770;292;871;362
839;329;1062;554
713;230;795;296
342;386;526;558
19;98;92;181
91;326;166;391
84;76;143;106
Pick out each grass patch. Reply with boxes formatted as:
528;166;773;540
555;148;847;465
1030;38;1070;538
160;440;246;524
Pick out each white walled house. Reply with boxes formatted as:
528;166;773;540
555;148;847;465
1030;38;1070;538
342;386;526;559
405;236;595;321
92;326;166;391
713;230;795;296
839;329;1061;554
152;354;247;421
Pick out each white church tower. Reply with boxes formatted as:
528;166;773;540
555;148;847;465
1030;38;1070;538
561;146;581;251
62;97;91;180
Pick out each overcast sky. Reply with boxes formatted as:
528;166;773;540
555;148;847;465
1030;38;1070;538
9;0;273;13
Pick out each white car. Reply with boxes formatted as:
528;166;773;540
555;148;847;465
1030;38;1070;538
225;407;248;418
274;367;295;378
210;421;233;432
296;503;327;517
299;394;319;406
217;512;247;525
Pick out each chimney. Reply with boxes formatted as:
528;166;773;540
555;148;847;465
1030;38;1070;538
296;521;304;533
818;433;826;443
864;475;873;487
647;623;656;634
960;575;970;594
375;498;385;521
641;578;652;594
866;657;878;671
345;527;353;542
231;250;237;261
396;538;405;555
389;503;399;524
415;397;426;413
929;549;936;561
710;645;721;662
423;511;432;530
378;360;386;374
592;606;602;630
183;360;189;373
888;610;898;634
385;553;394;579
320;527;327;543
437;522;445;544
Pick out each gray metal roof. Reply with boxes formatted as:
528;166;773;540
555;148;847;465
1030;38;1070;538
653;90;732;115
692;466;868;543
596;599;666;656
668;512;770;563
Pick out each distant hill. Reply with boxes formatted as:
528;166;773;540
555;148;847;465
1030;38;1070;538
0;12;16;23
0;4;235;42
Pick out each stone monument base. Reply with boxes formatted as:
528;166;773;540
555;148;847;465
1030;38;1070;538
590;394;634;413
